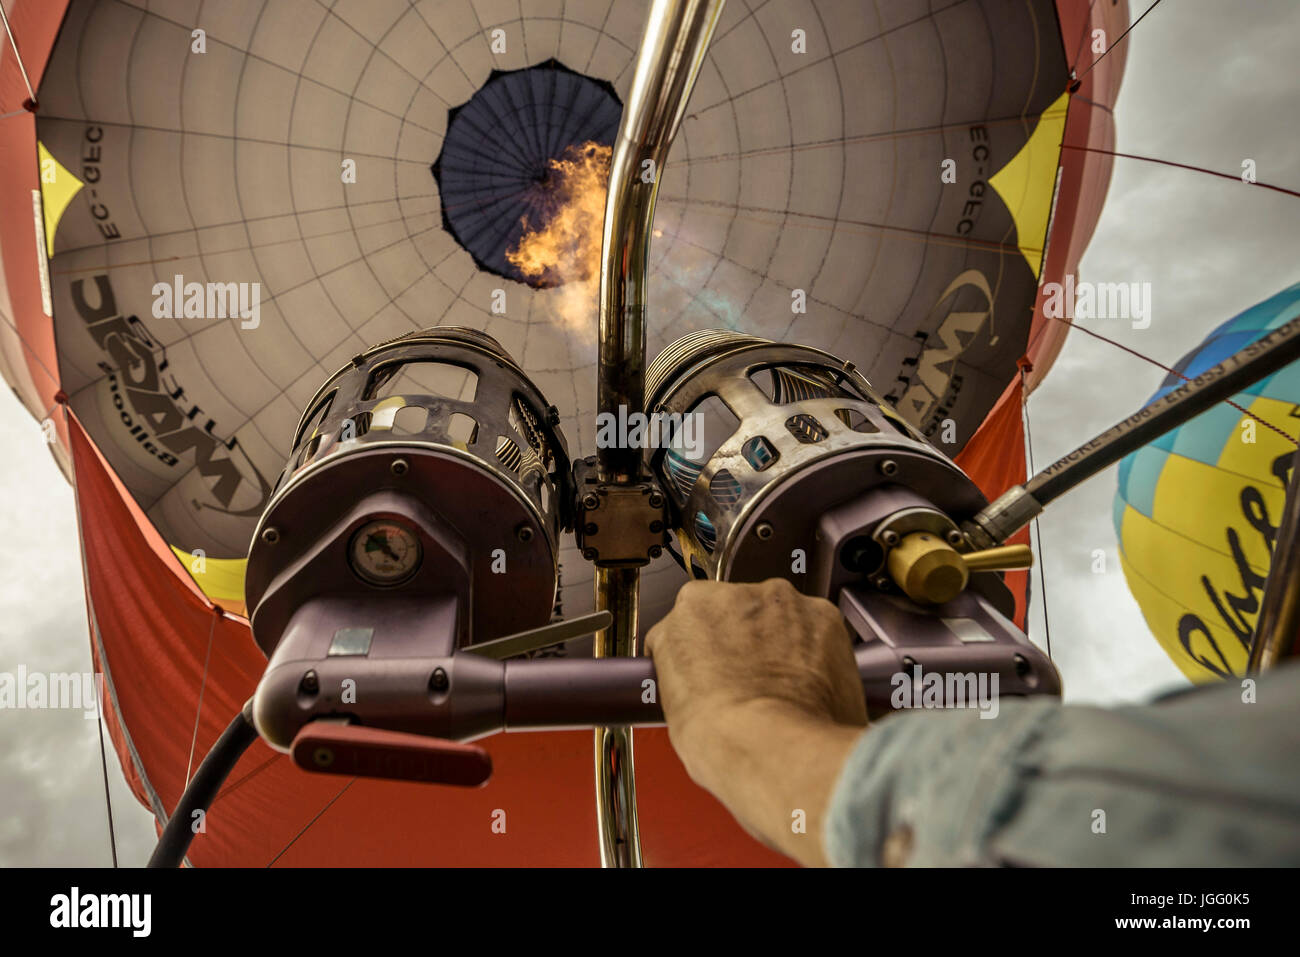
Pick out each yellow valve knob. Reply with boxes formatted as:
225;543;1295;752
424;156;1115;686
886;532;968;605
886;534;1034;605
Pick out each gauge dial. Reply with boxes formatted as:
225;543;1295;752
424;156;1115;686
349;520;422;586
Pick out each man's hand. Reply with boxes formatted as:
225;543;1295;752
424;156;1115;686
645;578;868;866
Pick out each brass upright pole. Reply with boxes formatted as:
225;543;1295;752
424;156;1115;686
593;567;641;867
593;0;725;867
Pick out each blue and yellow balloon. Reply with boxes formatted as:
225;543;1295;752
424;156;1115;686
1115;282;1300;681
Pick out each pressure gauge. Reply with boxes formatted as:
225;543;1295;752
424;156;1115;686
349;520;422;586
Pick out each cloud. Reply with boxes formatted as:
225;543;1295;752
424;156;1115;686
1026;0;1300;704
0;387;157;866
4;0;1299;862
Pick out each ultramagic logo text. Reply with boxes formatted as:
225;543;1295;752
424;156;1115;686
71;273;273;518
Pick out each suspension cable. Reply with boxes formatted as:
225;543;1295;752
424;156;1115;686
184;608;221;788
0;2;38;108
1061;143;1300;202
93;697;120;867
1072;0;1167;86
1020;363;1053;659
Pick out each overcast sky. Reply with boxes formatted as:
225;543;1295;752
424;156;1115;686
3;0;1299;866
1023;0;1300;704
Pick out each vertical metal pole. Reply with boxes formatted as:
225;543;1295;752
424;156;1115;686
593;567;641;867
1247;453;1300;673
593;0;726;867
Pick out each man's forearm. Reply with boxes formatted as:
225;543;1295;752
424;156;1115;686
693;699;866;867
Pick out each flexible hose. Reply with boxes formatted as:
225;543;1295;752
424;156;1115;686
147;700;258;868
1025;313;1300;508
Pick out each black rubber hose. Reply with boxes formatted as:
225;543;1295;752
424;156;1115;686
1025;312;1300;508
147;699;258;868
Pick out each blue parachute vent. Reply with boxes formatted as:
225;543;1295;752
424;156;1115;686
432;59;622;288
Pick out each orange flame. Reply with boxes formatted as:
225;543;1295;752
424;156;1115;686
507;141;612;331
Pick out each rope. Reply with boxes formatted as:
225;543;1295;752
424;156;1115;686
1072;0;1167;87
0;2;38;109
266;779;356;867
184;608;221;789
94;696;120;868
1038;311;1297;446
1060;143;1300;202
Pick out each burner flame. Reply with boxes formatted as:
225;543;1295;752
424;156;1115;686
508;141;612;332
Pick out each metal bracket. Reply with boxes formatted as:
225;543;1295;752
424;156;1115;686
572;457;668;567
873;506;964;552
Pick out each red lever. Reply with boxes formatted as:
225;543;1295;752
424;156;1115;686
291;722;492;786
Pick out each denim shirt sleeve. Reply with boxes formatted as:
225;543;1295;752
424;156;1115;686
823;663;1300;867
